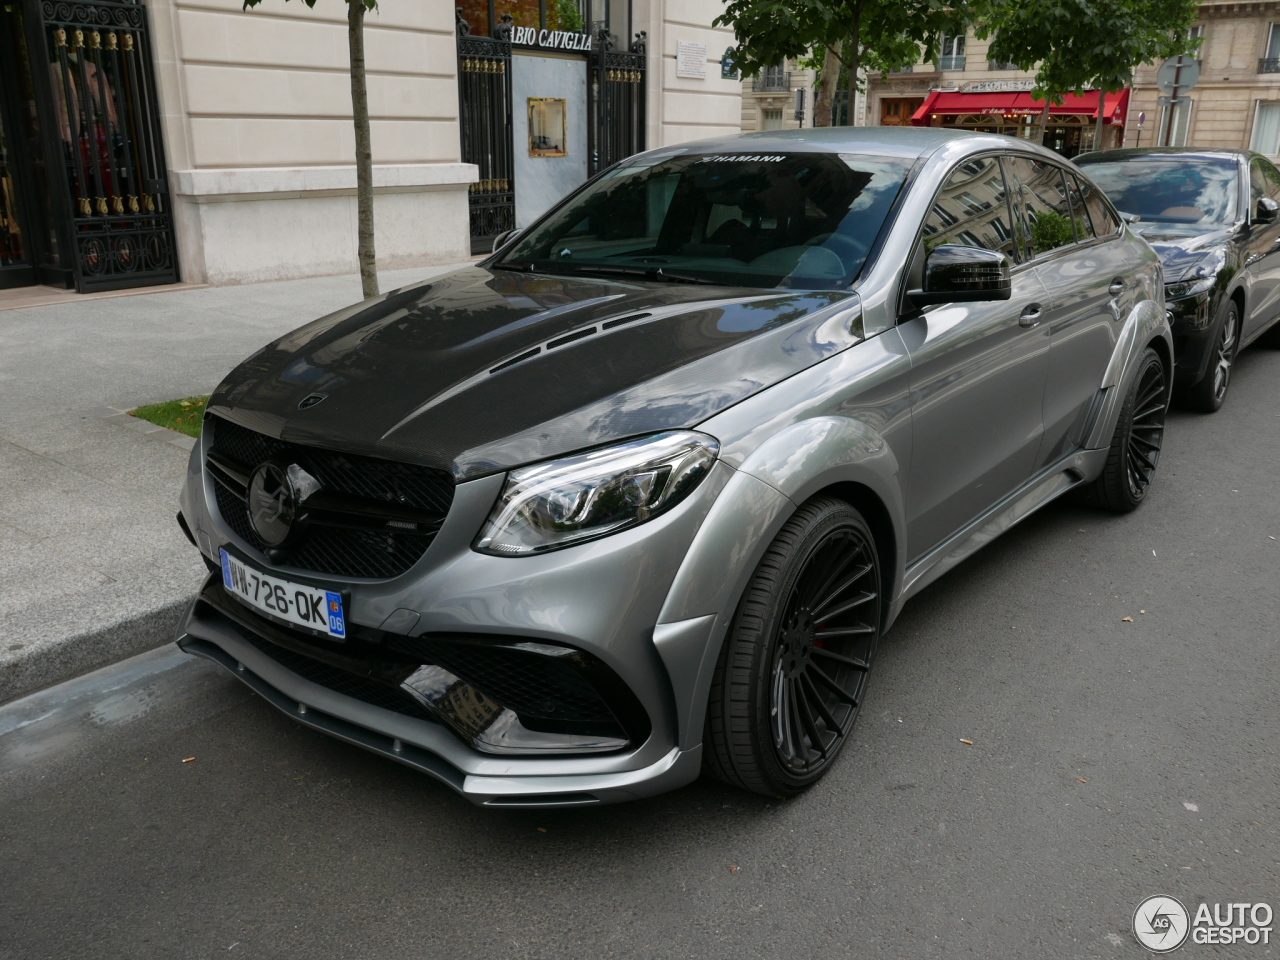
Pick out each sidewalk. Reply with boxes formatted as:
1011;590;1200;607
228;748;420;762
0;261;471;704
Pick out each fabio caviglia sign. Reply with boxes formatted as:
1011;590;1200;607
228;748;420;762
510;26;594;51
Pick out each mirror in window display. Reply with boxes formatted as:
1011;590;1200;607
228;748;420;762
1004;157;1079;257
921;156;1016;259
1081;159;1239;231
499;152;913;288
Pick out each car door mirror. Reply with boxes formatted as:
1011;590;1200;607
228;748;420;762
491;228;522;252
908;244;1012;307
1252;197;1279;225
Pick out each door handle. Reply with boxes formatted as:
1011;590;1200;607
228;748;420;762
1108;277;1125;296
1019;303;1043;327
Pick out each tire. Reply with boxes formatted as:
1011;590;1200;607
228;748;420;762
1074;346;1168;513
1180;301;1240;413
703;496;881;797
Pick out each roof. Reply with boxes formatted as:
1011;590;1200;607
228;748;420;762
1075;147;1252;164
632;126;1031;162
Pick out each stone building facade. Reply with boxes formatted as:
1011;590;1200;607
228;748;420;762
0;0;737;293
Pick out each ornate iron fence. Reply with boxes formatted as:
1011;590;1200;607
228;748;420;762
457;30;514;254
588;29;645;176
33;0;177;291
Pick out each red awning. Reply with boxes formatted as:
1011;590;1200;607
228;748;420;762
910;88;1131;125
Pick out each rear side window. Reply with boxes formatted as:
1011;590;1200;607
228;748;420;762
1065;175;1095;240
1077;174;1122;236
1003;156;1076;258
921;156;1017;260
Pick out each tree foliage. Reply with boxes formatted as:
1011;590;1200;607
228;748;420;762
715;0;967;126
981;0;1200;101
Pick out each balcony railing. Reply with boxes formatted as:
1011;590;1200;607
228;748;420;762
752;71;791;92
938;55;967;71
1260;57;1280;73
988;60;1018;71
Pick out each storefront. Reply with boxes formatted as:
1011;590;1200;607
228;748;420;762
0;0;177;292
911;81;1130;158
456;2;645;251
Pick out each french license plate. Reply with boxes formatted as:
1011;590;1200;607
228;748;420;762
220;548;346;639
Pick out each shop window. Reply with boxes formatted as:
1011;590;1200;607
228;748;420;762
922;157;1016;260
548;0;586;31
457;0;490;36
1003;156;1076;258
528;98;567;157
1252;101;1280;155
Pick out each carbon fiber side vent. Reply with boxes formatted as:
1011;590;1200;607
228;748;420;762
487;313;651;375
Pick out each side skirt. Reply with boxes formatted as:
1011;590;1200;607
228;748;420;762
888;447;1109;623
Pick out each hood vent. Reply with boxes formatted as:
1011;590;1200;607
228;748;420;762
486;313;653;377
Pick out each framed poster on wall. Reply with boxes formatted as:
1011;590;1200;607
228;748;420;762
528;98;567;157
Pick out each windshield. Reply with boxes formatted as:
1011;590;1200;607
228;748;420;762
1076;158;1240;228
497;152;913;289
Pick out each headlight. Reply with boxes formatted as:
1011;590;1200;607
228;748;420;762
1165;275;1215;300
474;432;720;556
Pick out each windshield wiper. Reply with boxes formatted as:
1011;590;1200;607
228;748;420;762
491;261;534;272
550;264;721;285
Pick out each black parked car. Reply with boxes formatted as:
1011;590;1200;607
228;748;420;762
1076;147;1280;411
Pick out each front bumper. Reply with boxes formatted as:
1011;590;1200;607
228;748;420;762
176;429;731;805
1165;287;1219;389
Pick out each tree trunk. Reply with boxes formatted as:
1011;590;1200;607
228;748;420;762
1094;89;1107;150
814;44;843;128
843;4;863;127
348;0;378;299
1035;101;1050;146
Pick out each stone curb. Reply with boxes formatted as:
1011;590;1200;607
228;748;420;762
0;596;192;707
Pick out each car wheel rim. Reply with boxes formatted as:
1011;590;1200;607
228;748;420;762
1126;360;1167;498
1212;310;1239;401
770;527;879;776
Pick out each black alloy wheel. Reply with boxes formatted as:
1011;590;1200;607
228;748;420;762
1075;346;1168;513
703;497;881;797
1183;302;1240;413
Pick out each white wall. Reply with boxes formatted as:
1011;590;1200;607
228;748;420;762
148;0;474;285
642;0;739;148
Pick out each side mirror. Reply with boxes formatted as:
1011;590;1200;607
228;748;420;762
491;227;522;253
907;244;1012;307
1252;197;1279;225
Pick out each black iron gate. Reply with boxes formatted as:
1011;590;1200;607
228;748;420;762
456;29;514;255
588;29;645;177
30;0;177;292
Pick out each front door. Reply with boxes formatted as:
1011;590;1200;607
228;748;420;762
900;155;1051;561
1243;155;1280;339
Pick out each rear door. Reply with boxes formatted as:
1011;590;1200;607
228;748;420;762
900;155;1052;561
1010;159;1141;466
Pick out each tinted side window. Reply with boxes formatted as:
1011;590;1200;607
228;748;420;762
1004;156;1076;258
1077;174;1121;236
1065;174;1096;240
1250;158;1268;207
1258;156;1280;200
921;156;1016;260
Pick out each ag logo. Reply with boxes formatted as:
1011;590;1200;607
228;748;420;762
1134;895;1191;953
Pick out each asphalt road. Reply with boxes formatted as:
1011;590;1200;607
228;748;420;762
2;348;1278;960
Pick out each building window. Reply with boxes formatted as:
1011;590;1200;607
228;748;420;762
753;65;790;92
1263;24;1280;72
938;34;966;71
760;107;784;131
1157;98;1194;146
1252;101;1280;155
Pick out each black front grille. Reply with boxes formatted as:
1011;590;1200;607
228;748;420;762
208;416;454;579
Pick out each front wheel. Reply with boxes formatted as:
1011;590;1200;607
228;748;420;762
1180;301;1239;413
1075;346;1168;513
703;497;881;797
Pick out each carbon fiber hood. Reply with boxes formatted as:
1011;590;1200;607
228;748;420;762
208;266;862;479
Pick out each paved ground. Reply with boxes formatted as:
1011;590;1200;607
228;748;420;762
1;345;1277;960
0;263;467;701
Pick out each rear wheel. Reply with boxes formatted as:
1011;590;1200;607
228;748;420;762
1075;346;1167;513
703;497;881;797
1181;301;1239;413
